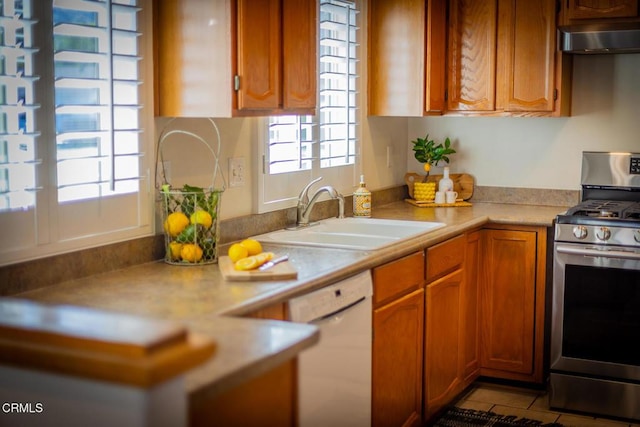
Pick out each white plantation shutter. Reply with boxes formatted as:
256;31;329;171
0;0;39;211
0;0;152;266
53;0;142;202
267;115;314;174
318;0;357;168
260;0;358;212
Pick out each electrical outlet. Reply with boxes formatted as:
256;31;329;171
229;157;245;187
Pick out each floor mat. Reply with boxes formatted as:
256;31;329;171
430;407;564;427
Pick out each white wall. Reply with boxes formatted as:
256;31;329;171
407;54;640;190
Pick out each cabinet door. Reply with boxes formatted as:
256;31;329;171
479;229;537;378
236;0;281;110
368;0;446;116
461;231;480;387
154;0;234;117
424;269;463;420
373;289;424;427
497;0;556;112
565;0;639;21
447;0;498;112
191;302;296;427
368;0;427;116
282;0;316;110
373;251;425;307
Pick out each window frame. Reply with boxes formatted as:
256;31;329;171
256;0;360;214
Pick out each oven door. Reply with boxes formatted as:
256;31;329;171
551;242;640;380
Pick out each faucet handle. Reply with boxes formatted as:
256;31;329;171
298;176;322;203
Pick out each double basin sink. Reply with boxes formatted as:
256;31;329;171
253;217;446;251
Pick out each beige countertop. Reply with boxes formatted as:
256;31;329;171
16;201;566;400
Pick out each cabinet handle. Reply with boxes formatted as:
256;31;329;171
234;75;240;91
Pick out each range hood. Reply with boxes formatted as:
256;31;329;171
559;22;640;54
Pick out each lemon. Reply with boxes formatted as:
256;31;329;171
234;256;261;271
240;238;262;256
255;251;274;264
233;252;274;271
164;212;190;237
168;241;183;260
181;243;203;263
190;210;213;229
423;163;431;173
228;243;249;262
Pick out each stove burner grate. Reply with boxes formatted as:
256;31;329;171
566;200;640;221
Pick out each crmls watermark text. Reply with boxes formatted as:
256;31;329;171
2;402;44;414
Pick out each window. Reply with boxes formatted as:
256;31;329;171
258;0;358;212
0;0;153;266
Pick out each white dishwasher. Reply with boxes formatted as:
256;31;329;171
288;270;373;427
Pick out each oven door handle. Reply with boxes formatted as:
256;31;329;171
556;245;640;260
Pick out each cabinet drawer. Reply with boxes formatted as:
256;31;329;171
426;235;465;282
373;251;424;306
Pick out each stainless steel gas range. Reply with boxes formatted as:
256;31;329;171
550;151;640;421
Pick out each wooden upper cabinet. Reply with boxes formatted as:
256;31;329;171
447;0;569;116
447;0;498;112
236;0;317;112
236;0;281;110
497;0;557;112
562;0;639;24
153;0;316;117
368;0;447;116
282;0;317;110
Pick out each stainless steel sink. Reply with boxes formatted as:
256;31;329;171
253;217;446;251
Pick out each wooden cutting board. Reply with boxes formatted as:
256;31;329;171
405;172;474;200
219;255;298;282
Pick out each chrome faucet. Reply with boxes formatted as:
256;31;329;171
293;177;344;228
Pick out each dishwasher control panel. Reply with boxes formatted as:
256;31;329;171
288;270;372;323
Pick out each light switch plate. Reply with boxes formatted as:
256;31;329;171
229;157;245;187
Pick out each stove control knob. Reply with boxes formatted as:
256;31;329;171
596;226;611;241
572;226;588;240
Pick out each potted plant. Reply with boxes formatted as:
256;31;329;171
411;134;456;181
410;134;456;201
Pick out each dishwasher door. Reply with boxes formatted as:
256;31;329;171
289;270;373;427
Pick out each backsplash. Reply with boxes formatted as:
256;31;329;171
471;186;579;208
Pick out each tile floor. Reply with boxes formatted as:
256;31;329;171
452;381;640;427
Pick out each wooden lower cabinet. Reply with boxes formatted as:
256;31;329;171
424;269;464;419
190;360;296;427
189;302;297;427
372;251;425;427
478;226;547;383
424;235;469;420
461;231;481;387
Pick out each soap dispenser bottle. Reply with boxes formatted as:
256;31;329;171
353;175;371;217
438;167;454;193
